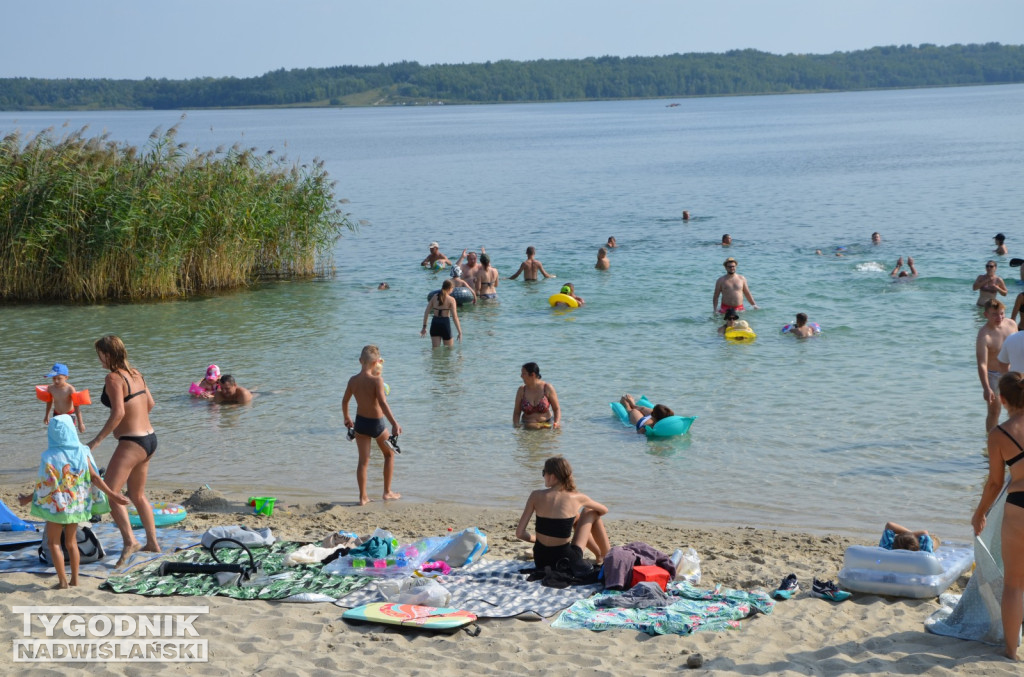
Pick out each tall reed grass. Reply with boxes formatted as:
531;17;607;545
0;121;353;302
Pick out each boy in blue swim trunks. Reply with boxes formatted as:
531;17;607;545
343;345;402;505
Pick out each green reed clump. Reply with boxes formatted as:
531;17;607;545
0;122;353;302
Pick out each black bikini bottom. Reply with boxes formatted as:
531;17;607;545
1007;491;1024;510
119;431;157;457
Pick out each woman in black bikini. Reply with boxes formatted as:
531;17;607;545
87;335;159;567
513;362;561;429
973;371;1024;661
515;456;610;568
421;279;462;348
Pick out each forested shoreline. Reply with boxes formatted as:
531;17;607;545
1;43;1022;110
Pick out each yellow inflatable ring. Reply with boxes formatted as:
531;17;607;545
725;328;757;342
549;293;579;308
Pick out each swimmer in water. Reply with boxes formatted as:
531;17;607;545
974;260;1008;307
995;233;1008;256
682;210;691;221
595;248;610;270
871;232;881;244
890;256;918;280
787;313;816;338
606;236;618;249
377;282;390;290
721;234;732;246
718;308;739;335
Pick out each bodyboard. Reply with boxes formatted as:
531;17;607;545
342;603;477;632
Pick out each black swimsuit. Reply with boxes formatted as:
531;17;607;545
101;372;158;457
996;425;1024;510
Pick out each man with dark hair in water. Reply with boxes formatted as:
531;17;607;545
213;375;252;404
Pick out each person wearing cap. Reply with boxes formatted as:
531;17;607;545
508;246;556;281
43;362;86;433
995;233;1008;256
420;242;452;269
189;364;221;399
553;282;584;306
448;265;477;303
712;257;758;314
974;260;1008;307
717;308;739;336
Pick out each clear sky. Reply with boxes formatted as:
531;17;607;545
2;0;1021;80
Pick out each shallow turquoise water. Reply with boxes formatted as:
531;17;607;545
2;85;1023;538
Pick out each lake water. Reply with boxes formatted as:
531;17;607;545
3;84;1023;539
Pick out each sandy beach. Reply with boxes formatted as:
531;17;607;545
0;485;1016;676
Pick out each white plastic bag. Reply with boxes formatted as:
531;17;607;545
378;577;451;607
670;547;701;584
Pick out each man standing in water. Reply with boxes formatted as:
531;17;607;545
973;260;1007;307
456;248;484;288
712;257;758;314
977;299;1016;432
508;246;556;281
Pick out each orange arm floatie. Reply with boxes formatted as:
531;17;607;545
35;385;52;403
72;390;91;406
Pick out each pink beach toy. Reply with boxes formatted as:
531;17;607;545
420;561;452;576
189;382;207;397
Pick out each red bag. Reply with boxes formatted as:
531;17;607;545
630;565;670;591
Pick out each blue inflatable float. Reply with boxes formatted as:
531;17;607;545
609;395;696;438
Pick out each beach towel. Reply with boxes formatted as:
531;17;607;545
335;559;603;618
103;540;371;602
551;581;774;635
0;521;199;578
925;482;1007;645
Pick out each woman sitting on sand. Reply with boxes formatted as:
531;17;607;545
516;456;611;568
619;394;674;434
513;362;561;429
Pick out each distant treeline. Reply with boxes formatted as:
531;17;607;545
2;43;1023;110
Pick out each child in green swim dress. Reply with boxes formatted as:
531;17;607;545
19;415;127;588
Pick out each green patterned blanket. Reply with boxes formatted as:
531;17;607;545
101;541;371;602
551;581;775;635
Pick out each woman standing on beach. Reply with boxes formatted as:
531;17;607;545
972;371;1024;661
516;456;610;567
513;362;561;429
87;335;160;567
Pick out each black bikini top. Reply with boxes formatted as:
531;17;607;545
100;371;147;408
535;516;575;539
997;425;1024;467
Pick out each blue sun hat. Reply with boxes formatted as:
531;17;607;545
450;265;463;279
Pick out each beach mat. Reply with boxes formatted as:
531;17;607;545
103;540;372;602
335;559;603;618
0;521;199;578
551;581;775;635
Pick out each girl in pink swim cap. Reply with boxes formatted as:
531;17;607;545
189;365;221;398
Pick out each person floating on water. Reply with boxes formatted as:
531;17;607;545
890;256;918;280
420;242;452;269
377;282;390;290
974;260;1008;307
213;375;252;404
508;246;556;281
342;344;401;505
554;283;584;306
712;257;758;314
787;313;816;338
718;308;739;335
995;233;1008;256
619;394;674;434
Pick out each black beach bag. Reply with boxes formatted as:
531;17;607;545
38;526;105;565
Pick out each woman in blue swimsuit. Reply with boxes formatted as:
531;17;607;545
973;371;1024;661
515;456;610;568
87;335;160;568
